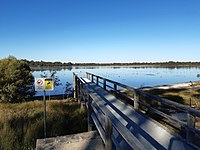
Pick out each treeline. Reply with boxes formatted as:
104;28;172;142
22;59;73;66
22;59;200;67
74;61;200;67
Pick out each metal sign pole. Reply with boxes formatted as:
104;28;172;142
43;90;47;138
35;77;54;139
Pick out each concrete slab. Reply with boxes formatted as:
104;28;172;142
36;131;105;150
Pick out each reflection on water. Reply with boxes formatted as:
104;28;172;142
32;66;200;96
31;66;73;72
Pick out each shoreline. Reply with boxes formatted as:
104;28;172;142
140;81;199;91
21;59;200;68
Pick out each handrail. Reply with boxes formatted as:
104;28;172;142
86;72;200;117
85;72;200;145
74;72;200;148
74;73;145;150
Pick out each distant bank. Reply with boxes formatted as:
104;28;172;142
22;59;200;67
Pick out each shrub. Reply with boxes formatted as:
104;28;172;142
0;56;34;103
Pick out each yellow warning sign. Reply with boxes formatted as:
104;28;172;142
44;78;54;91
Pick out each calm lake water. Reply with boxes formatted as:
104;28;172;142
32;66;200;96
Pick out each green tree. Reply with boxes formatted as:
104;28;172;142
0;56;34;103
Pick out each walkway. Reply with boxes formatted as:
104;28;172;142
80;77;196;150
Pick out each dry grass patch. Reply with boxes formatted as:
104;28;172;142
0;99;87;150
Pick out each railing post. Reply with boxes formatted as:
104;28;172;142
186;113;195;143
114;84;117;91
88;96;93;131
77;79;81;104
105;115;112;150
91;75;93;83
103;79;106;90
134;90;139;110
73;73;77;99
96;76;99;85
86;72;89;79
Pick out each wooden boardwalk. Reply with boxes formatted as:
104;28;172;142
74;72;200;150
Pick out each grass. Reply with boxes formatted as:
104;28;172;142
144;85;200;129
0;99;87;150
144;86;200;107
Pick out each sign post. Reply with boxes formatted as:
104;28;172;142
43;90;47;138
35;78;54;138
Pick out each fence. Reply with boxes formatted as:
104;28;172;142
73;73;144;149
85;72;200;143
73;72;200;149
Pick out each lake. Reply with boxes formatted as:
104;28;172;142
32;66;200;96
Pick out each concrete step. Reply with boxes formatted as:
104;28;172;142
36;131;105;150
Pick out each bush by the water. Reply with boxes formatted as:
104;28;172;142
0;56;34;103
0;100;87;150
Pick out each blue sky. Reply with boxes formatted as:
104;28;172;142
0;0;200;63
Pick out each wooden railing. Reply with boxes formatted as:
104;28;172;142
73;73;144;150
73;72;200;149
85;72;200;145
